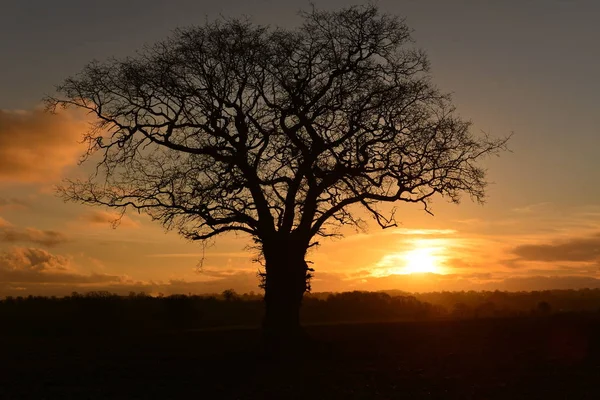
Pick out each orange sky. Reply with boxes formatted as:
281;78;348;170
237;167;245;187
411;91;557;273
2;116;600;297
2;1;600;296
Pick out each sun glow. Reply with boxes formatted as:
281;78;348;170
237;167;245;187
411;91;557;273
403;247;443;274
373;239;449;276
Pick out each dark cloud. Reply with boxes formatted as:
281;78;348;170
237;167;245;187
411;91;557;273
480;276;600;292
512;233;600;263
523;266;600;276
0;109;85;183
0;225;68;247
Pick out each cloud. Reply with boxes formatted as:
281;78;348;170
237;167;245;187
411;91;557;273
1;247;71;273
148;251;252;259
0;197;29;210
0;109;86;183
352;272;480;293
0;245;261;297
4;260;600;298
80;210;139;228
160;270;260;294
343;227;458;243
0;225;68;247
391;228;457;235
0;253;260;297
511;202;552;214
512;233;600;263
480;276;600;291
0;247;123;285
312;271;600;293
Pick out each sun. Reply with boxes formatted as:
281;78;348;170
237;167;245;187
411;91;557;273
371;239;449;277
402;247;444;274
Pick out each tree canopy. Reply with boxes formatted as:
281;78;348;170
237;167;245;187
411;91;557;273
48;5;506;247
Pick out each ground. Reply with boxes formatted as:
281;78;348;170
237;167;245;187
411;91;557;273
2;315;600;399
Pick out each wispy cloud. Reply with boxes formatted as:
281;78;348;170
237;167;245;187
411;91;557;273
511;202;552;214
148;251;250;258
0;197;29;210
79;210;140;229
391;228;457;235
310;270;600;293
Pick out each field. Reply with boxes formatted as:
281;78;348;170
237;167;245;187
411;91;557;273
3;314;600;399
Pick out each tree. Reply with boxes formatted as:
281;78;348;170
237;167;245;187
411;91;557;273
537;301;552;315
46;5;508;340
222;289;239;302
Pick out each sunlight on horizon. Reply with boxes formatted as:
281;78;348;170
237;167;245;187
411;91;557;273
372;239;449;276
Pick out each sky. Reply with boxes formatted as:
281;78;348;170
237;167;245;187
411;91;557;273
1;0;600;297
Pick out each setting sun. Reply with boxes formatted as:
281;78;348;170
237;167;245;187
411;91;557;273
372;240;449;277
403;247;444;274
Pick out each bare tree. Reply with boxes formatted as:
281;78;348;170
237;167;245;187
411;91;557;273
46;5;508;339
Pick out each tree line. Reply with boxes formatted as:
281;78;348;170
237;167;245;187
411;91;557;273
3;289;600;336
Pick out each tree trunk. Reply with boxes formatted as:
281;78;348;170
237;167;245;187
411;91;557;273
261;239;310;348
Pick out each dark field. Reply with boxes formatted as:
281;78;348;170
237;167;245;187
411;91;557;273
3;315;600;399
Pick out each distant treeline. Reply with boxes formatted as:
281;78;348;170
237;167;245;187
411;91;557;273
413;289;600;317
3;289;600;335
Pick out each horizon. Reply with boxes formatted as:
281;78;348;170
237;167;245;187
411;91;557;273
2;0;600;297
8;283;600;300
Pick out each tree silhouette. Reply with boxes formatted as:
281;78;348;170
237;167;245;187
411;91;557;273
537;301;552;315
46;5;508;339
